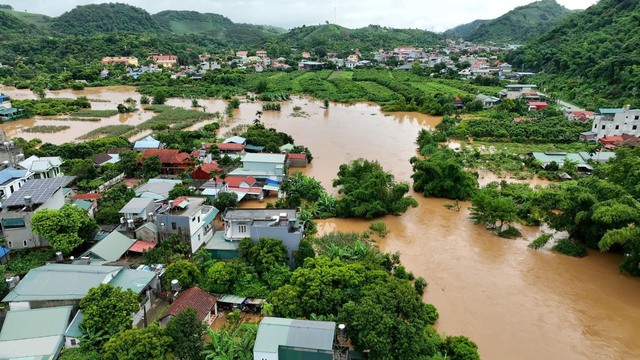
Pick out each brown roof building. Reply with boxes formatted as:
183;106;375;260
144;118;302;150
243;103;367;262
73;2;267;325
158;286;218;326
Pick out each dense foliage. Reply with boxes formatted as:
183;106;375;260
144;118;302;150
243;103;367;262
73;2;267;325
31;204;97;254
450;0;572;43
53;3;167;36
507;0;640;107
80;284;140;338
333;159;418;219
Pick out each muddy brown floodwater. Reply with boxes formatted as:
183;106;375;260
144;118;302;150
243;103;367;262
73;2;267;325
2;87;640;359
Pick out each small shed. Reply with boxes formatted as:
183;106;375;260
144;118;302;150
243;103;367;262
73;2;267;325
77;231;136;265
287;153;308;168
253;317;336;360
135;222;159;243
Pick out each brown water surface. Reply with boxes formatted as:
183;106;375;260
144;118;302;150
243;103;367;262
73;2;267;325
2;87;640;359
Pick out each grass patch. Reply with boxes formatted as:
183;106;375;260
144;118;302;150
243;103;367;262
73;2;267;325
369;220;389;237
328;71;352;80
528;233;552;249
23;125;70;133
122;106;214;138
6;248;55;276
262;103;281;111
497;226;522;239
69;110;118;117
77;125;135;140
553;238;588;257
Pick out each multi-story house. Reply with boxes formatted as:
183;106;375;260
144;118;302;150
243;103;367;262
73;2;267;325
228;153;287;182
0;167;33;208
0;176;75;250
221;208;304;266
156;197;217;253
592;106;640;138
16;155;63;179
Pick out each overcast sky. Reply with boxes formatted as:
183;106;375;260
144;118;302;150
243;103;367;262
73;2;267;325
4;0;598;32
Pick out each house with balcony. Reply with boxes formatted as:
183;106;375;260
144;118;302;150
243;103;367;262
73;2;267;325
0;166;33;208
16;155;63;179
219;208;303;266
592;107;640;138
119;197;158;223
156;197;218;253
0;176;75;250
228;153;287;182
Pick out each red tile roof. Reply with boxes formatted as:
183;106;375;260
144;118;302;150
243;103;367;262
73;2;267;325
287;153;307;159
73;193;102;201
128;241;156;253
528;102;548;106
599;136;624;145
140;149;191;164
197;163;222;173
216;143;244;151
221;176;256;188
160;286;218;321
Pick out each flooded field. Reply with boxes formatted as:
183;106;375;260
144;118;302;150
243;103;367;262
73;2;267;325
2;86;640;359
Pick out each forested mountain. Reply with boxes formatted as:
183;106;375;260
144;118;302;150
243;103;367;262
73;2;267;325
449;0;572;43
0;8;51;29
507;0;640;108
53;3;168;35
443;19;489;38
280;24;442;55
152;10;285;36
152;10;236;34
0;11;42;35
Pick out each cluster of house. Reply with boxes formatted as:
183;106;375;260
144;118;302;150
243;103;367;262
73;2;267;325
0;135;341;359
100;54;178;79
474;84;549;111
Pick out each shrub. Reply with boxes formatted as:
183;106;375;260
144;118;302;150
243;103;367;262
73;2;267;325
553;238;588;257
528;233;552;249
369;220;389;237
497;226;522;239
414;276;428;295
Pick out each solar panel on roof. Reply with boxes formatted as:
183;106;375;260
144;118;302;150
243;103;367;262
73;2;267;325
2;176;75;208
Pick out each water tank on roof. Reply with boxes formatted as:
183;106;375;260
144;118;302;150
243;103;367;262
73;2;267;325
55;252;63;262
127;219;135;229
171;279;180;291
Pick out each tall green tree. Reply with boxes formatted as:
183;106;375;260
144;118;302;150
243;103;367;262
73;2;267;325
80;284;139;337
411;150;478;200
333;159;418;219
119;150;139;177
166;308;206;360
102;325;172;360
161;260;201;290
141;155;161;178
31;204;97;254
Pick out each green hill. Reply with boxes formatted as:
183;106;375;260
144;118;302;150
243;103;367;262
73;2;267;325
0;8;51;30
461;0;572;43
53;3;168;36
0;10;42;35
443;19;489;38
152;10;235;34
507;0;640;108
281;24;442;54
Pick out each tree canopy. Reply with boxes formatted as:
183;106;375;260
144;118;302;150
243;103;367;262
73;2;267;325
80;284;140;337
31;204;97;254
332;159;418;219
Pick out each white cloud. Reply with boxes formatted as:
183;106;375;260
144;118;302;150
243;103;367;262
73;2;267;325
5;0;598;31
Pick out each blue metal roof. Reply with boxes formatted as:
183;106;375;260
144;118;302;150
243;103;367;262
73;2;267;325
0;246;9;258
597;108;624;114
0;167;29;186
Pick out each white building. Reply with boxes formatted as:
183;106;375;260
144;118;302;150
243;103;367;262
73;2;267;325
592;107;640;138
156;197;218;253
0;167;33;208
16;156;63;179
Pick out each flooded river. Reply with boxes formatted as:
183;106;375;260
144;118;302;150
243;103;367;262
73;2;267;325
2;86;640;359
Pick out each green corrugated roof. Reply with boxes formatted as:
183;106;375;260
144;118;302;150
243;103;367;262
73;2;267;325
0;335;65;360
597;108;624;114
244;144;266;151
72;199;93;211
0;306;72;341
203;207;219;224
206;231;239;251
109;268;156;294
531;152;585;165
82;231;136;262
218;294;246;304
254;317;336;354
64;311;84;338
2;264;122;302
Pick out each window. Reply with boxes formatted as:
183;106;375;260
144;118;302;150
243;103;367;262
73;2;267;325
197;216;200;223
198;234;201;241
602;125;606;130
8;241;12;248
1;218;26;229
594;124;597;129
616;125;620;130
635;116;639;120
70;339;77;346
23;240;27;247
238;224;247;233
634;125;638;130
171;222;177;230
